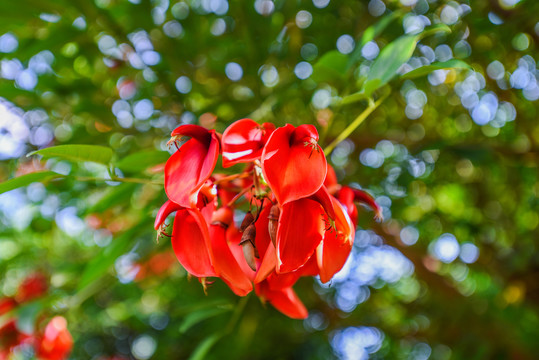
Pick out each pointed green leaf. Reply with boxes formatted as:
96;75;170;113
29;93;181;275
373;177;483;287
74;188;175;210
362;25;452;96
0;171;63;195
362;34;419;96
28;145;113;165
180;307;231;333
115;150;169;173
400;59;473;80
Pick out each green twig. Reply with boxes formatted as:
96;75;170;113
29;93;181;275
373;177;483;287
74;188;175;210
324;94;388;156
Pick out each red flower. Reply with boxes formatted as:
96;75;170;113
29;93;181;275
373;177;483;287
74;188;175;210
165;125;220;208
221;119;275;167
0;319;32;356
15;273;48;303
156;119;381;319
35;317;73;360
261;124;327;205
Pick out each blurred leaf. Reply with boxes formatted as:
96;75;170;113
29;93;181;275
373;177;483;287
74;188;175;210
400;59;473;80
312;50;349;83
85;183;138;215
76;228;138;292
115;150;169;173
0;171;63;195
188;333;224;360
179;306;231;333
27;145;113;165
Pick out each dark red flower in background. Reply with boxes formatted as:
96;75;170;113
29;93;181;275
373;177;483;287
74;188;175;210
156;119;381;318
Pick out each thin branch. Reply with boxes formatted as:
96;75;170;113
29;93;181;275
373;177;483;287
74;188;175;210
324;94;388;156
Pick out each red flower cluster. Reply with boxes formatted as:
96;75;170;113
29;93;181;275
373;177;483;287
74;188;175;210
0;274;73;360
156;119;381;319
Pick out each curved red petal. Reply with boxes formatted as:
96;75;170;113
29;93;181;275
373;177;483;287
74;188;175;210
164;134;219;208
154;200;183;229
171;124;211;143
256;282;308;319
254;242;276;284
324;163;338;189
337;186;358;228
171;209;216;277
276;198;325;273
261;125;327;205
209;224;253;296
227;228;256;281
309;185;336;220
222;119;275;167
350;187;384;222
317;197;355;283
254;204;272;259
290;124;319;143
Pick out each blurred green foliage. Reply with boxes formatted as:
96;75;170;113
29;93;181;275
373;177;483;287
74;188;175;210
0;0;538;359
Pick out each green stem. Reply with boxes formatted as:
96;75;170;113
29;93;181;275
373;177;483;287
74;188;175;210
74;176;163;186
324;94;388;155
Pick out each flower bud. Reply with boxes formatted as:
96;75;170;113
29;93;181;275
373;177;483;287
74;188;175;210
267;204;280;247
240;224;257;271
240;211;255;232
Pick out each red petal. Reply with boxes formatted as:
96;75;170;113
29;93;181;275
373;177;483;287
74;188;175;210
171;124;212;142
317;197;355;283
165;133;219;208
309;185;336;220
254;242;276;284
228;228;256;281
256;282;308;319
261;124;327;205
154;200;182;229
267;255;319;290
222;119;275;167
171;209;216;277
324;163;338;188
337;186;358;228
209;223;253;296
276;198;325;273
254;204;272;259
350;187;384;222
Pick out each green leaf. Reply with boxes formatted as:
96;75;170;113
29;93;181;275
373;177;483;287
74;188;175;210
115;150;169;173
28;144;113;165
0;171;63;195
180;307;232;333
362;34;419;96
188;333;224;360
312;50;349;83
362;25;452;96
400;59;473;80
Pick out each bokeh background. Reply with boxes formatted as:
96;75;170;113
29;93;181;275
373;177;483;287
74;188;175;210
1;0;538;359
